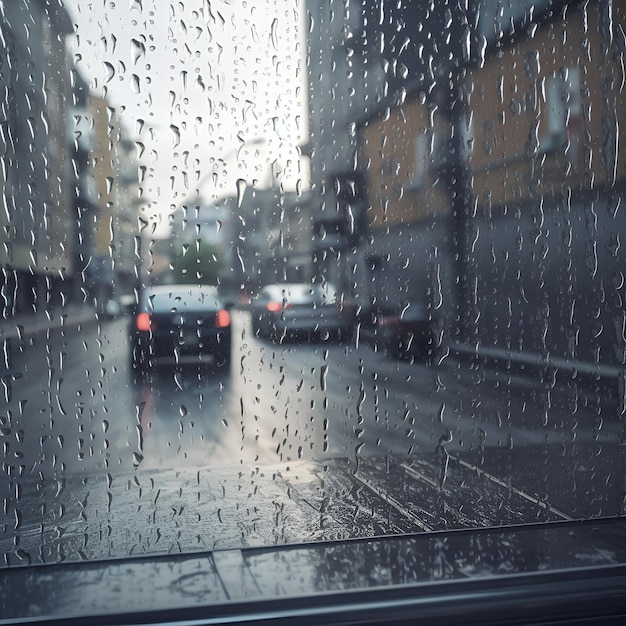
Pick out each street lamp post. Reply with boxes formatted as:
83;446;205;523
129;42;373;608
429;67;473;347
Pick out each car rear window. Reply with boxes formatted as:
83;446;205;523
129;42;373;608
145;288;221;312
264;284;323;304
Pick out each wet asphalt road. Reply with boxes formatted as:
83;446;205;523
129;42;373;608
2;308;623;513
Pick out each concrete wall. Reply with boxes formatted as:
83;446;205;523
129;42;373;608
463;185;626;368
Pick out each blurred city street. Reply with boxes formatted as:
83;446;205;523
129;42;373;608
1;305;622;557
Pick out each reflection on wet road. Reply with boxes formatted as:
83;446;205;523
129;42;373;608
0;305;623;566
136;309;621;473
4;309;621;492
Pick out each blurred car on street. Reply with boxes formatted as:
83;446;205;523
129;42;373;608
374;301;434;360
129;284;231;375
251;282;355;342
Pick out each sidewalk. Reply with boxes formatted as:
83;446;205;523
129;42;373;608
0;303;101;342
354;322;625;382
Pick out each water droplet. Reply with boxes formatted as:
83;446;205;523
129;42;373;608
438;403;445;423
270;18;279;51
131;38;146;64
320;364;328;391
103;61;115;82
236;179;247;208
170;124;181;148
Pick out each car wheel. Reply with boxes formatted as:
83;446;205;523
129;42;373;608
130;344;148;380
251;315;262;338
337;325;354;344
215;348;231;368
381;332;403;359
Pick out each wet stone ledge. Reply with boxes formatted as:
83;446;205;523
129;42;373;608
0;518;626;622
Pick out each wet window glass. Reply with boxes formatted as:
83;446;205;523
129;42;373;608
1;0;625;618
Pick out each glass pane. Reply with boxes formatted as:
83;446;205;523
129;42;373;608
0;0;624;605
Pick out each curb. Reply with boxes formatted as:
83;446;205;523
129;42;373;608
449;342;625;382
0;306;102;342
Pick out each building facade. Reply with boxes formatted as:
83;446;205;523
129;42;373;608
67;93;141;311
305;0;466;307
356;0;626;370
462;0;626;368
0;0;74;316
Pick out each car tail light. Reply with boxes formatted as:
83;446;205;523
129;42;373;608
216;309;230;328
267;301;292;312
136;312;156;331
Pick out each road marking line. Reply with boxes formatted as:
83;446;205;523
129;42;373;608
351;472;433;532
451;456;573;521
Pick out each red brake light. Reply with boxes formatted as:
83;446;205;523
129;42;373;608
136;312;155;331
267;301;292;312
216;309;230;328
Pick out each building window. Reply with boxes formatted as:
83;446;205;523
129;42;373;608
540;66;581;156
407;130;430;189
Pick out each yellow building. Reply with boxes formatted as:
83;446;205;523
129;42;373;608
360;1;625;229
468;2;626;212
360;96;451;230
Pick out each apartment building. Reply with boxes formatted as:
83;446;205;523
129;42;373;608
357;0;626;369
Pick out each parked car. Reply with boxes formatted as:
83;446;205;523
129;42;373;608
130;284;231;374
375;301;434;360
251;282;355;342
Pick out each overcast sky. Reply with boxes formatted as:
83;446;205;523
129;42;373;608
64;0;308;232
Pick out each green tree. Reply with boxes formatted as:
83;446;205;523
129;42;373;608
169;240;222;285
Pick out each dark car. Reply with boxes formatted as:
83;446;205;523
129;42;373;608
130;284;231;374
375;301;434;360
251;282;355;342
